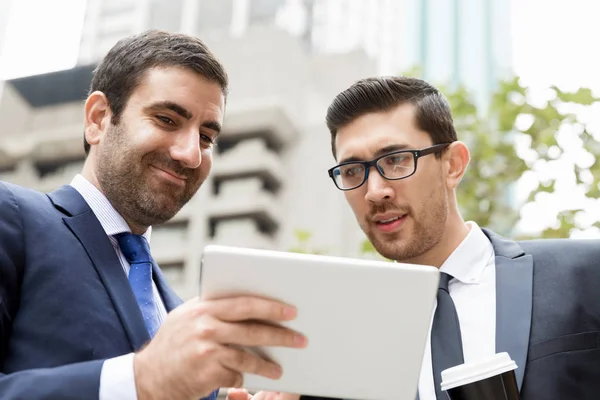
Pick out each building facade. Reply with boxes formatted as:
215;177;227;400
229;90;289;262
77;0;513;100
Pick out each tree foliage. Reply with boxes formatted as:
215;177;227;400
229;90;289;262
446;77;600;238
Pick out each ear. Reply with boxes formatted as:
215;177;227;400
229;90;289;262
444;141;470;189
84;91;112;150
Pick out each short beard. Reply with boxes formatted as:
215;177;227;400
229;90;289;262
96;123;199;229
362;189;448;263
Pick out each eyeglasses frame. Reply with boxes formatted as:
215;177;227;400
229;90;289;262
327;143;452;191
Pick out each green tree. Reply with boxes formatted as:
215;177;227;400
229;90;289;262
288;229;329;255
445;77;600;238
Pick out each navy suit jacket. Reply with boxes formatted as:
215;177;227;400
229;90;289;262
0;181;200;399
301;230;600;399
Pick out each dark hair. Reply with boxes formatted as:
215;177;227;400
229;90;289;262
84;29;229;154
325;76;457;157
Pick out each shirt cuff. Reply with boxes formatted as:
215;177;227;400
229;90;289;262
99;353;138;400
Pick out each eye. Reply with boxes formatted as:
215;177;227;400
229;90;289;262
200;134;216;147
342;165;363;177
157;115;175;125
385;154;410;165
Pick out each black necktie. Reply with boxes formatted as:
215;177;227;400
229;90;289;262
431;272;464;399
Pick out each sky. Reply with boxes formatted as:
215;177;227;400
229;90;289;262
510;0;600;94
0;0;86;79
1;0;600;236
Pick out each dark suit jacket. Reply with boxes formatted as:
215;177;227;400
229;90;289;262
302;229;600;400
0;182;185;399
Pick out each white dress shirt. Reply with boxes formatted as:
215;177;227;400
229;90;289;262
417;221;496;400
70;174;167;400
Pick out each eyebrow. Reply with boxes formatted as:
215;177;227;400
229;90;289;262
202;120;222;135
145;101;222;135
339;144;410;164
145;101;193;120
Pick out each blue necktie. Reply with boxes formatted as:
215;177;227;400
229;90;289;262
116;233;220;400
116;233;161;337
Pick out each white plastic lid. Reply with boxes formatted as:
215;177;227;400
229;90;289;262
440;352;517;391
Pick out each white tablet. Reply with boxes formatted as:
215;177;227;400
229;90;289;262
199;245;439;400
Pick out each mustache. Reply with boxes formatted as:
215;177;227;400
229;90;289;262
367;203;411;219
144;153;194;179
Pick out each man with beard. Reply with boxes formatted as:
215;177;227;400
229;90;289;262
228;76;600;400
0;30;307;400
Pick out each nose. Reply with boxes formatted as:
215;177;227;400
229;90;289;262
364;168;395;203
169;129;201;169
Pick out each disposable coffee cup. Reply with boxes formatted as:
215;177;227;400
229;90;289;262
440;352;519;400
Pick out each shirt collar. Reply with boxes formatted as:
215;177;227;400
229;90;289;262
69;174;152;241
439;221;494;285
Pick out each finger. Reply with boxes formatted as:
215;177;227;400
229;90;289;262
251;392;267;400
210;320;307;348
220;346;284;380
278;393;301;400
194;316;306;348
226;388;252;400
253;391;279;400
220;370;244;389
196;296;297;323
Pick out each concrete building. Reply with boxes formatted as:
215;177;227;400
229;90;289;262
78;0;296;64
0;26;376;300
77;0;512;107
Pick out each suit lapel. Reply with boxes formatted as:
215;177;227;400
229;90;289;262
483;229;533;391
48;185;151;351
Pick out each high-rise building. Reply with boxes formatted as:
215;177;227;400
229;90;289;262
78;0;513;108
77;0;292;64
310;0;512;109
78;0;159;64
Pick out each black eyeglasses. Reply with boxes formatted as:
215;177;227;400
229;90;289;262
328;143;451;191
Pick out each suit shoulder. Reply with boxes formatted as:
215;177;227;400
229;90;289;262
0;180;41;197
518;237;600;269
0;181;22;211
519;237;600;253
0;180;48;207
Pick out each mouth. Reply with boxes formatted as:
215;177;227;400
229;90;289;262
373;214;407;233
149;165;187;186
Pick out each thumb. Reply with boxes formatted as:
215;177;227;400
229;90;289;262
226;388;252;400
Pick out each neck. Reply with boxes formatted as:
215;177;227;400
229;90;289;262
80;157;149;235
81;156;101;193
400;212;470;269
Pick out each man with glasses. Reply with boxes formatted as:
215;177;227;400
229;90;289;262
229;76;600;400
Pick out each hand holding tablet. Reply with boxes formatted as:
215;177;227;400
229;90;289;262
199;245;439;400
